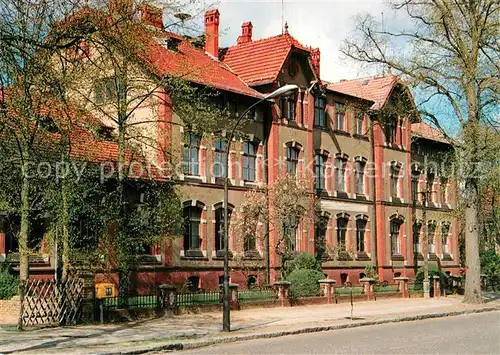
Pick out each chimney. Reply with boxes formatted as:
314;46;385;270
204;9;220;58
311;48;320;78
237;21;253;44
138;4;163;29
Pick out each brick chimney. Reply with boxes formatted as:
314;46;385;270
138;4;163;29
204;9;220;58
311;48;320;78
237;21;253;44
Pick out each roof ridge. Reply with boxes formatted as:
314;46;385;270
329;74;397;85
226;33;289;49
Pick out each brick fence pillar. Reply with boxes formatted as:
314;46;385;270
158;284;178;315
78;269;95;323
433;275;441;298
229;283;240;310
274;281;291;307
318;279;336;304
394;276;410;298
360;277;376;301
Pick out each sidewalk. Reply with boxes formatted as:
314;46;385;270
0;296;498;354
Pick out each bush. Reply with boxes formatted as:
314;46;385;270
0;265;18;300
480;250;500;288
414;265;447;290
286;253;323;275
286;268;324;298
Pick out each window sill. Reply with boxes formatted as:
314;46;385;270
390;197;403;204
356;252;371;261
314;125;329;131
391;254;404;261
243;250;263;260
333;129;351;137
336;191;348;199
441;253;453;261
353;134;369;141
183;249;205;258
214;250;233;259
355;194;368;201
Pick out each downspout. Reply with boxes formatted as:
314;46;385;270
370;115;378;272
263;102;271;285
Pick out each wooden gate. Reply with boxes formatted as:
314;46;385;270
20;278;84;328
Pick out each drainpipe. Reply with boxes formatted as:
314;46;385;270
263;102;272;285
370;115;378;272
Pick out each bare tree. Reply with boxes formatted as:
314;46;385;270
341;0;499;303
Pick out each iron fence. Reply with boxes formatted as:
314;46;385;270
176;291;220;307
238;288;277;303
99;294;159;311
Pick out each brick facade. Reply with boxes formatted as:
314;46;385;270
0;296;20;325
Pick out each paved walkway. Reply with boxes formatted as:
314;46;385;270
0;296;498;354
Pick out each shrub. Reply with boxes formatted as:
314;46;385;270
286;268;324;298
480;250;500;288
414;265;447;290
0;265;18;300
286;252;323;275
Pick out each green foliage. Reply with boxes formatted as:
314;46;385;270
286;252;323;275
480;250;500;287
286;268;324;298
0;265;19;300
414;265;447;290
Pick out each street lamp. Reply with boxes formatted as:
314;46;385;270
222;84;298;332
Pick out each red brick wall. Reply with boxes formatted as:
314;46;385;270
0;296;20;325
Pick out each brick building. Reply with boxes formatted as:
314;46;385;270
0;6;460;292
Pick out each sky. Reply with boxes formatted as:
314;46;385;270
166;0;399;83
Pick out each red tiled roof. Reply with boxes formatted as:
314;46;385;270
221;32;313;86
326;75;398;110
143;31;264;99
411;122;450;144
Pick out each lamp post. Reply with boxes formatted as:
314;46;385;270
420;188;430;298
222;84;298;332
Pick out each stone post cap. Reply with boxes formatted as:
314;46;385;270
228;283;239;289
158;284;177;291
274;281;291;286
394;276;409;281
432;275;440;279
318;279;336;284
359;277;376;283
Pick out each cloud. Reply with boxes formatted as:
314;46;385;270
213;0;394;82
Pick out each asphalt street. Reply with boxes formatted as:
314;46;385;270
179;311;500;354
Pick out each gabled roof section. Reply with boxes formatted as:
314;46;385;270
411;122;450;144
143;31;264;99
221;32;313;86
326;75;398;110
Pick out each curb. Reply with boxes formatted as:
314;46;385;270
102;306;500;355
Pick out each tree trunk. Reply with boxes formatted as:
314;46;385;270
19;171;30;281
463;178;482;303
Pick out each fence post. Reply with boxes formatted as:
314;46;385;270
318;279;336;304
273;281;291;307
78;270;96;323
394;276;410;298
229;284;240;310
158;284;178;316
360;278;376;301
433;276;441;298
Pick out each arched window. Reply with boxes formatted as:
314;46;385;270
413;222;422;253
336;154;348;194
286;146;299;175
315;214;329;260
213;138;227;178
390;163;401;199
183;132;200;176
243;141;257;181
337;216;348;251
314;96;326;128
183;204;203;256
441;223;450;254
214;205;232;256
390;219;403;256
428;222;436;253
335;102;346;131
356;218;367;253
355;158;367;195
314;153;327;192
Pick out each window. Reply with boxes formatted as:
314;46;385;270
340;273;348;285
281;94;296;121
314;96;326;128
284;215;297;251
390;219;402;255
286;147;299;175
440;177;448;204
385;118;397;144
426;172;435;203
315;216;328;260
214;207;231;253
355;160;365;195
428;223;436;253
390;165;400;198
412;170;420;202
183;133;200;176
247;275;257;289
186;276;200;292
314;154;326;191
94;76;124;104
356;219;367;252
413;222;421;253
355;111;364;135
336;157;347;192
183;206;202;251
335;102;345;131
213;139;227;178
244;234;256;252
337;217;348;251
441;224;450;254
243;141;257;181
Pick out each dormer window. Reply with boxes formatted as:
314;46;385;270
281;94;296;121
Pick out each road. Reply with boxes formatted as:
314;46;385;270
179;311;500;354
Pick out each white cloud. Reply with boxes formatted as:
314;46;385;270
212;0;396;82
